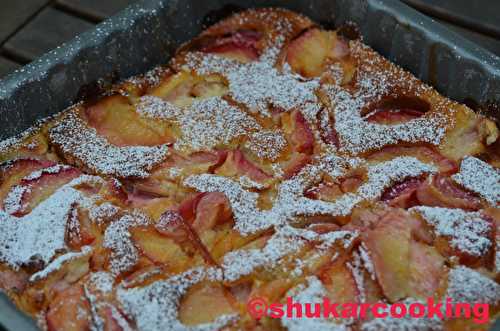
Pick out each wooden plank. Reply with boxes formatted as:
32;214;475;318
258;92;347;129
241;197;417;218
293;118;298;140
0;0;49;43
402;0;500;39
0;57;20;79
56;0;136;21
3;8;94;62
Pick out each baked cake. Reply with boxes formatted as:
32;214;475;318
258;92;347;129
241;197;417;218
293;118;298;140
0;8;499;331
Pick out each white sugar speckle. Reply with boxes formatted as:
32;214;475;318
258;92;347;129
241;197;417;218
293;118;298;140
412;207;492;257
452;156;499;206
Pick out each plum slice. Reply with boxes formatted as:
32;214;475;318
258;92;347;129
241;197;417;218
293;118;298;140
286;28;350;78
362;96;430;125
200;30;262;62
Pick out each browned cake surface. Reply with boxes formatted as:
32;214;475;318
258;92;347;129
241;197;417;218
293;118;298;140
0;7;499;331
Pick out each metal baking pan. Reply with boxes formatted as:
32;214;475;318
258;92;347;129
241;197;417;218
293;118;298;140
0;0;499;330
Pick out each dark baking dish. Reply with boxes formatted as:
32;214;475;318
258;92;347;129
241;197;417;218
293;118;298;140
0;0;499;330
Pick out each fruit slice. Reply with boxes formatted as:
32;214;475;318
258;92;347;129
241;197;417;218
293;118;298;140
4;165;81;216
305;172;364;202
281;110;315;154
155;209;216;266
439;107;499;160
0;158;55;209
200;30;262;62
317;107;340;148
408;241;445;299
362;210;411;302
178;281;237;326
130;226;191;271
65;204;96;250
102;306;130;331
129;150;227;200
85;94;174;147
46;285;91;331
215;150;272;184
367;145;458;174
149;71;228;107
286;28;349;77
282;153;311;179
380;177;425;209
416;174;482;210
319;261;359;303
305;182;343;201
177;192;233;234
362;96;430;125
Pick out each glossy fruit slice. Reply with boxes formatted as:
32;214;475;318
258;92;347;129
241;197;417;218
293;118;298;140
177;192;233;233
381;177;425;209
130;226;190;271
215;150;272;184
4;165;81;216
319;261;359;303
416;174;482;210
362;210;411;302
317;108;340;148
0;158;55;209
362;96;430;125
281;110;315;154
178;281;237;326
286;28;349;77
85;94;174;147
149;71;228;107
200;30;262;62
408;241;445;299
46;285;91;331
367;145;458;174
65;204;96;250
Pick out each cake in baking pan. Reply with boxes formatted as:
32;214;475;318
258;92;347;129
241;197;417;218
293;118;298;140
0;8;499;331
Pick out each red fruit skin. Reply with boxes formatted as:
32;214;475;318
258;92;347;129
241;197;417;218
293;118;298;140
381;177;426;209
215;150;271;183
282;153;311;179
286;110;315;154
317;108;340;148
416;174;482;210
7;166;81;217
201;30;261;61
368;145;458;175
0;158;56;209
365;108;426;124
157;207;217;266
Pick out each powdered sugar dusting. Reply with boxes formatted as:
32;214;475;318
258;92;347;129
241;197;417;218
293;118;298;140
446;266;500;304
452;156;500;206
117;266;237;331
324;82;448;154
29;246;92;282
103;213;149;275
136;95;259;152
49;111;169;178
2;185;27;214
245;130;287;161
185;156;436;235
175;97;259;151
186;51;321;120
0;176;101;269
412;207;492;257
282;276;350;331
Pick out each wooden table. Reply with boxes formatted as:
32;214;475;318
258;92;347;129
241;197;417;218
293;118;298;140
0;0;136;78
1;0;500;80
